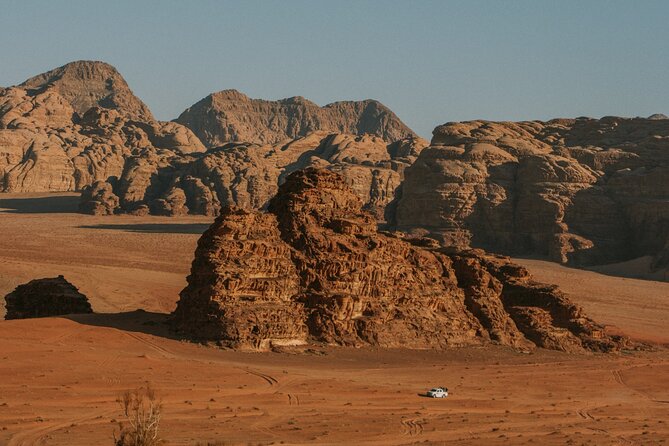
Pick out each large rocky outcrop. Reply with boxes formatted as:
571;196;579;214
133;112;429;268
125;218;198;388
175;90;417;146
173;168;624;352
394;118;669;273
81;132;427;219
0;62;206;192
4;275;92;320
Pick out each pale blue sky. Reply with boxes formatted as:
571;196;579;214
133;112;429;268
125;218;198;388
1;0;668;137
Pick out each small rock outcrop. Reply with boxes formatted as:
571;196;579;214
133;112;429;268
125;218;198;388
4;275;92;320
78;180;120;215
173;168;625;352
175;90;417;146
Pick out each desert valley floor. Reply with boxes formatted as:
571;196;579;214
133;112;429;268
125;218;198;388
1;193;668;445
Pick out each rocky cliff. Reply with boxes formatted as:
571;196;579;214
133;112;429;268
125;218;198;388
173;168;625;352
80;132;427;220
394;118;669;273
175;90;417;146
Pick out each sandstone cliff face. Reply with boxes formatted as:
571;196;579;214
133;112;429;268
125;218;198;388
4;275;92;320
395;118;669;270
175;90;417;146
82;132;427;219
173;168;624;352
0;62;205;193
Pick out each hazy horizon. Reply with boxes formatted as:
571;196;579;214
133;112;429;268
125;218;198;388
2;0;669;138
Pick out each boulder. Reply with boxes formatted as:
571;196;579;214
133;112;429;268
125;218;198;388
4;275;92;320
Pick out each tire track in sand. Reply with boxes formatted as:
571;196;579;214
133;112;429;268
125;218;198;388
400;417;425;436
7;409;115;446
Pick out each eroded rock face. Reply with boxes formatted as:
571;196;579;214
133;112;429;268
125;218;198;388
83;132;427;220
173;168;624;352
175;90;417;146
173;209;307;348
4;275;92;320
0;62;205;193
395;118;669;270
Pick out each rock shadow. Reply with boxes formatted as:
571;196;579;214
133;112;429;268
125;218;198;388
0;195;80;214
64;310;185;340
78;223;211;234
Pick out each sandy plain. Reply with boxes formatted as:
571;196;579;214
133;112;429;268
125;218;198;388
0;193;668;445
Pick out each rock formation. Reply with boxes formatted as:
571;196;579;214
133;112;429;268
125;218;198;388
4;275;92;320
173;168;625;352
20;60;154;121
81;132;427;220
175;90;417;146
1;61;420;196
394;118;669;272
0;61;205;193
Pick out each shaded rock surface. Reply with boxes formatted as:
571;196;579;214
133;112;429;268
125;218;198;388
4;275;92;320
175;89;417;146
82;132;427;220
395;118;669;271
173;168;625;352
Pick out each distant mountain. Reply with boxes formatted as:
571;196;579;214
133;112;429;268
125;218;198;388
0;61;203;192
1;61;420;193
175;89;417;146
20;60;154;121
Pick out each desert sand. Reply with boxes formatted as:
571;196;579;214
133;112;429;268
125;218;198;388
1;193;668;445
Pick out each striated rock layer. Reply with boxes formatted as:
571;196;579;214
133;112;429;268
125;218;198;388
4;275;92;320
175;90;417;146
394;117;669;273
173;168;625;352
81;132;427;220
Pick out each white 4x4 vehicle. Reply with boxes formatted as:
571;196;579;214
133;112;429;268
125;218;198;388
426;387;448;398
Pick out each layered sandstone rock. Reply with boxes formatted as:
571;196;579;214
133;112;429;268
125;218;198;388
395;118;669;270
175;90;417;146
4;275;92;320
83;132;427;219
172;208;307;348
0;62;205;193
173;168;624;352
